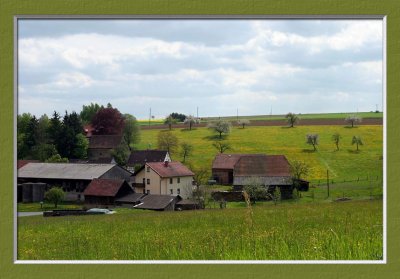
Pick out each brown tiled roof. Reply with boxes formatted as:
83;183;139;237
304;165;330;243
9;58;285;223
147;162;194;178
84;124;94;137
212;154;264;170
17;160;39;169
88;135;122;149
127;150;168;166
134;194;181;210
83;178;131;197
234;155;291;177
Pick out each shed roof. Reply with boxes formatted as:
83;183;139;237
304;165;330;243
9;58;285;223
18;163;116;180
234;155;291;177
115;192;146;203
83;178;131;197
17;160;40;169
146;162;194;178
127;150;168;166
88;135;122;149
133;194;181;210
212;154;264;170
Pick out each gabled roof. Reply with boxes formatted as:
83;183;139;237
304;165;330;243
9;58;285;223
234;155;291;177
133;194;181;210
212;154;264;170
17;160;40;169
18;163;117;180
127;150;168;166
146;162;194;178
83;178;131;197
88;135;122;149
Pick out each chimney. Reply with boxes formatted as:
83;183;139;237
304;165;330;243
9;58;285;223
164;161;169;167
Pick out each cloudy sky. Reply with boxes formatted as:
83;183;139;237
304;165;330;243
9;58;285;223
18;19;383;119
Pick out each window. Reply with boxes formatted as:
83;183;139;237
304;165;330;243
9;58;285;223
147;179;150;185
169;178;173;184
177;177;180;183
142;178;145;185
177;188;180;195
147;190;150;194
146;166;150;172
170;189;173;194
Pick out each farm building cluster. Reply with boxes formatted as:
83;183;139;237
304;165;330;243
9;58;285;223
17;130;308;211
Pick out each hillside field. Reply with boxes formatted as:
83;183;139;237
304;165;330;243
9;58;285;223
18;199;382;260
136;125;383;183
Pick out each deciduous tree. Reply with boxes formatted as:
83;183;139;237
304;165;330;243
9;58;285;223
184;115;199;130
80;103;103;124
306;134;319;151
352;136;363;151
92;107;125;135
164;115;178;130
345;115;362;128
123;114;140;150
212;141;232;153
157;131;179;154
180;142;193;163
208;120;231;138
44;187;65;208
286;112;299;128
332;132;341;151
237;119;250;129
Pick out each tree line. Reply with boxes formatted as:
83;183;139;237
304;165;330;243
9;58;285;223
17;103;140;162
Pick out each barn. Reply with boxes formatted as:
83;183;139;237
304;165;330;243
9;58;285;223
83;178;134;205
17;163;132;201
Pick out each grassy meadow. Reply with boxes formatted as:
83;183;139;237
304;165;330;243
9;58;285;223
136;124;383;183
18;200;382;260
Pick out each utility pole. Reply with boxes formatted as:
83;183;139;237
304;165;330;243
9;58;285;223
149;108;151;127
327;169;330;198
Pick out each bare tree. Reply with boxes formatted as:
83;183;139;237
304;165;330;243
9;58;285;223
157;131;179;154
212;141;232;153
290;160;310;181
164;115;178;130
285;112;299;128
345;115;362;128
208;120;231;138
351;135;363;151
306;134;319;151
237;119;250;129
180;142;193;163
332;132;341;151
184;115;199;130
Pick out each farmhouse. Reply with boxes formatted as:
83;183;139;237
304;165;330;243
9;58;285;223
87;134;123;162
134;161;195;199
18;162;132;201
126;149;171;172
83;178;134;205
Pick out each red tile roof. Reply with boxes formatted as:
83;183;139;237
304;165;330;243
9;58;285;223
147;162;194;178
234;155;291;177
88;135;122;149
212;154;264;170
17;160;39;169
83;178;130;197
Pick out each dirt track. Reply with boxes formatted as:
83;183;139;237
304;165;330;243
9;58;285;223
141;118;383;130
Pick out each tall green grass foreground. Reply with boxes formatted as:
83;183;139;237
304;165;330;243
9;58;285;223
18;200;383;261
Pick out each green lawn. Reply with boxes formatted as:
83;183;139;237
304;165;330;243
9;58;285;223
18;199;382;260
136;125;383;182
17;202;82;212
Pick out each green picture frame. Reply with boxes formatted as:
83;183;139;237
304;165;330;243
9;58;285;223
1;0;399;278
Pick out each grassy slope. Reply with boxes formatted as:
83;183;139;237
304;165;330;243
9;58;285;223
137;112;383;125
18;200;382;260
136;125;383;182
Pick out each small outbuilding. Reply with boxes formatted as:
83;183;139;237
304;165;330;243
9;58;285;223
83;178;134;205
